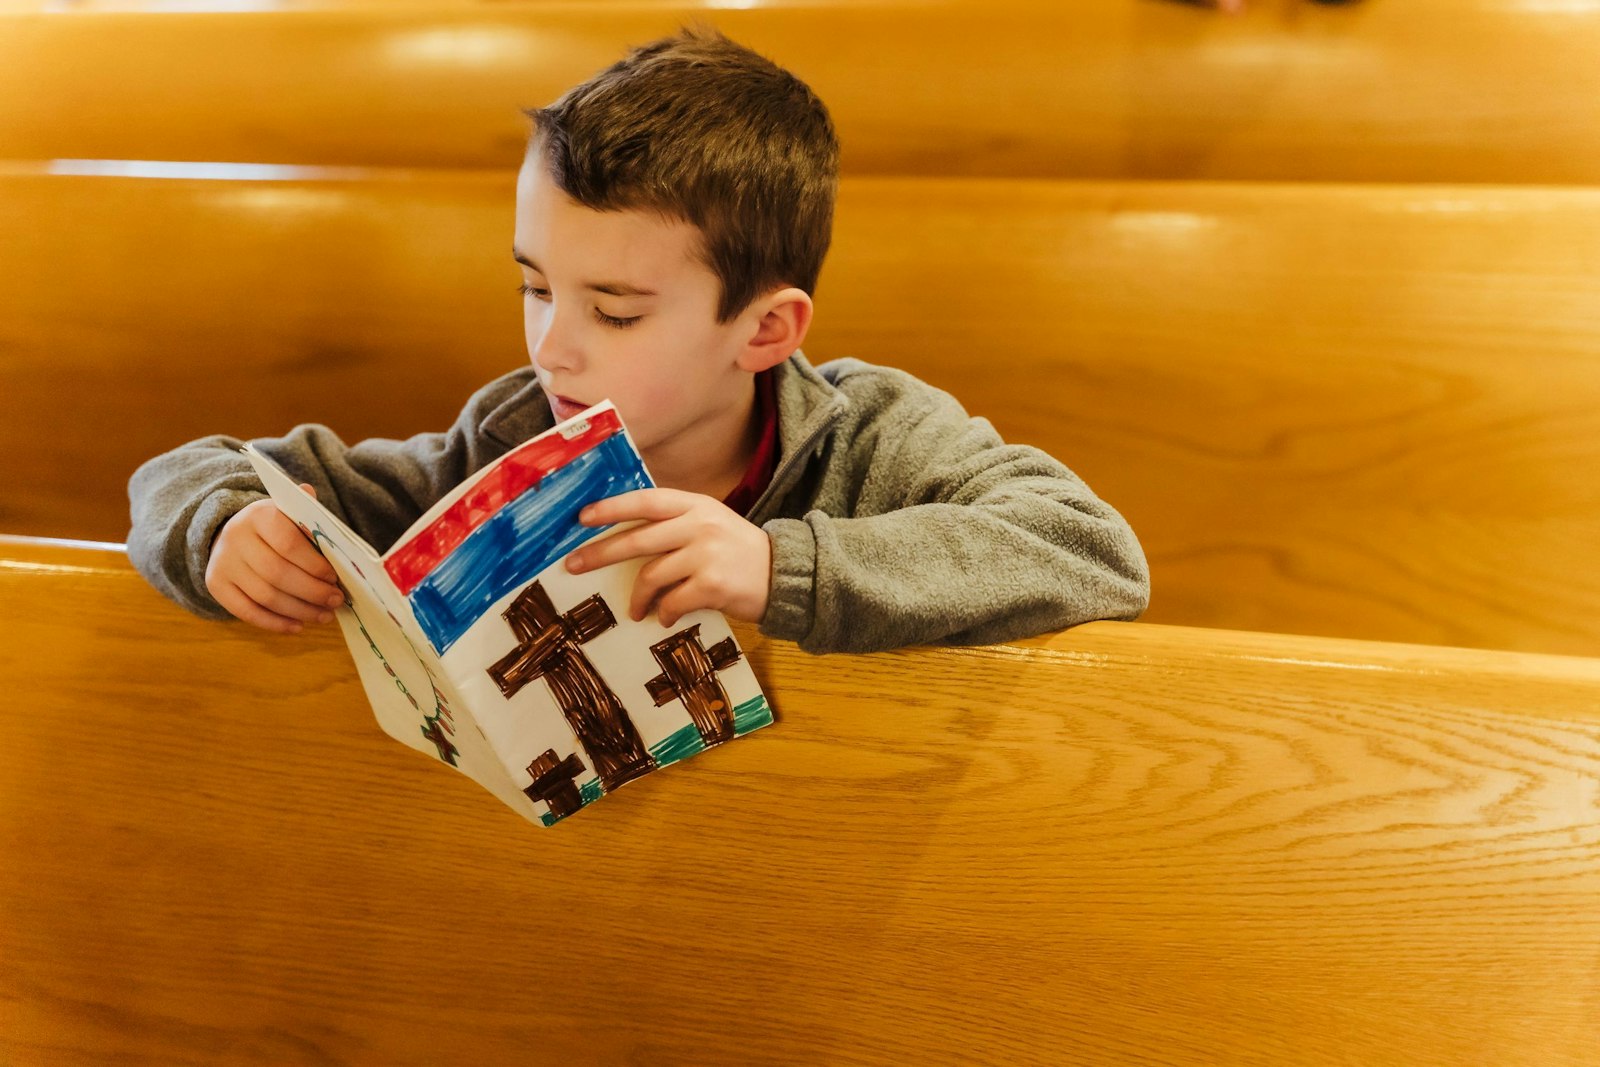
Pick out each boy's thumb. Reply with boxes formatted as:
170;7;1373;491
298;482;318;499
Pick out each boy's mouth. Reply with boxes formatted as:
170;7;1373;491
550;394;588;421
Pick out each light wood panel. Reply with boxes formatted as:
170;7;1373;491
5;164;1598;653
819;178;1600;657
3;536;1598;1065
0;163;517;543
4;0;1600;182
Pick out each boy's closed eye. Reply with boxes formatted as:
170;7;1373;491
516;282;642;329
593;308;641;329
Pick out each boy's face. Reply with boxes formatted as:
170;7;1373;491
512;157;756;461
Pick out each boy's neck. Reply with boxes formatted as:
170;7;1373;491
643;382;761;503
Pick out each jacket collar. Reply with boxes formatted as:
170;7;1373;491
754;350;849;520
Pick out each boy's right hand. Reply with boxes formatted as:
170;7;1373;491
205;485;344;634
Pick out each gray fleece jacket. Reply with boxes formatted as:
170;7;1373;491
128;352;1149;654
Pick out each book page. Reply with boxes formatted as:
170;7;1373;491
244;446;533;820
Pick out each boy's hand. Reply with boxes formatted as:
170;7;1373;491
205;484;344;634
564;489;771;628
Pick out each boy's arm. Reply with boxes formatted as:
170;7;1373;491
129;433;295;619
128;372;533;619
759;376;1150;655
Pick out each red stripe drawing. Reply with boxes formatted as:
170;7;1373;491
383;408;622;595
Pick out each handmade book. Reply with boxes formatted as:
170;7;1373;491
244;401;773;827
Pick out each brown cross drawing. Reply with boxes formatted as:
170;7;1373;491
523;748;587;820
487;582;656;792
646;625;743;746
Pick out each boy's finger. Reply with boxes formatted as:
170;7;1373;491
636;579;689;627
242;539;342;607
258;511;339;583
567;520;685;573
579;488;693;526
234;566;337;624
654;582;708;630
281;532;340;586
630;552;695;622
215;580;306;634
252;586;334;626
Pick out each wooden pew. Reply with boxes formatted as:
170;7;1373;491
3;535;1598;1064
5;163;1598;654
3;0;1600;183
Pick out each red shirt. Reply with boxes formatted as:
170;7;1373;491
720;368;780;517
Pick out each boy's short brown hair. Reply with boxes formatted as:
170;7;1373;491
523;26;839;323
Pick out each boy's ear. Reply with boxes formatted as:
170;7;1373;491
735;287;813;373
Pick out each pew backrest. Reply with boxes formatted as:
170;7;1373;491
3;0;1600;182
6;165;1597;654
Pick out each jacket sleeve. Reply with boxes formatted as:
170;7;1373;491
759;373;1150;655
127;373;532;619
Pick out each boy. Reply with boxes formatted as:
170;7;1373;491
128;28;1149;655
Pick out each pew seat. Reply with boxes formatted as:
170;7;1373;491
4;163;1597;654
3;0;1600;183
2;535;1598;1064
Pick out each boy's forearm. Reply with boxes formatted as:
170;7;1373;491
126;373;532;619
761;494;1148;656
757;369;1149;654
127;434;267;619
125;423;431;620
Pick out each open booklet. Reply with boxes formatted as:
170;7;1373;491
244;401;773;827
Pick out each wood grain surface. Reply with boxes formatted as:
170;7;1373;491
3;0;1600;182
3;537;1598;1065
5;168;1596;653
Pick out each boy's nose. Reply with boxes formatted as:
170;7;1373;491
529;312;581;374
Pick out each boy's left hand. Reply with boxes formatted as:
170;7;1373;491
564;489;771;628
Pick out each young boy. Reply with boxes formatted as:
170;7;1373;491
128;28;1149;655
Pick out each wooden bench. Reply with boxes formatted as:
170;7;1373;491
6;163;1598;654
3;534;1598;1064
4;0;1600;182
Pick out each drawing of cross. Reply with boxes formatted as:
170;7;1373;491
420;714;459;766
523;748;588;820
645;626;743;746
487;582;657;792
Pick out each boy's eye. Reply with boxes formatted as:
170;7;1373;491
517;284;637;329
593;307;642;329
